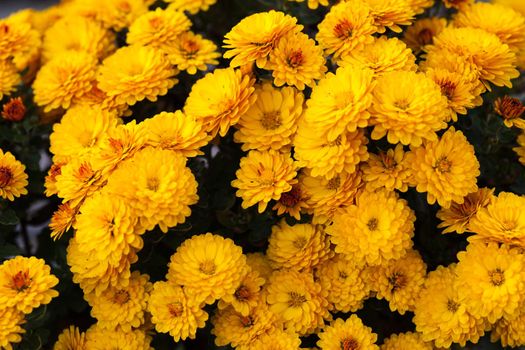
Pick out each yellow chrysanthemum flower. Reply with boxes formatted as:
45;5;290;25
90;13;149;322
148;281;208;342
0;17;40;71
370;70;448;146
126;7;191;49
84;326;152;350
266;269;330;335
288;0;329;10
303;65;375;142
0;150;28;201
468;191;525;247
49;105;120;163
234;83;303;152
455;243;525;323
165;31;220;75
94;0;149;31
437;188;494;234
167;233;249;304
327;190;415;267
33;51;97;112
295;127;369;180
340;36;416;76
403;17;446;55
414;264;486;347
53;326;86;350
514;132;525;166
246;252;273;281
381;332;432;350
268;32;327;90
494;95;525;129
492;306;525;347
184;67;256;138
267;221;332;272
55;159;105;208
0;307;24;350
240;329;302;350
406;127;480;208
212;303;279;347
454;2;525;54
426;27;519;89
218;270;265;316
224;10;301;68
316;0;376;62
142;111;209;157
0;256;59;314
272;181;309;220
85;271;151;330
358;0;415;33
370;250;426;314
49;202;76;240
315;255;369;313
166;0;218;14
232;150;298;213
362;144;412;192
97;45;177;107
42;16;115;62
317;315;379;350
0;61;20;101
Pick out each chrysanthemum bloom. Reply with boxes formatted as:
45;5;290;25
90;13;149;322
104;147;196;232
514;132;525;166
455;243;525;323
232;150;298;213
42;16;115;62
246;253;273;281
84;326;152;350
184;68;256;137
218;270;265;316
239;330;302;350
340;36;416;77
266;269;330;335
0;61;20;101
49;202;77;241
426;27;519;89
74;192;143;266
316;0;376;62
166;0;218;14
406;127;480;208
53;326;86;350
2;97;26;122
381;332;432;350
357;0;415;33
49;105;119;163
55;159;105;207
148;281;208;342
295;127;369;179
370;250;426;314
403;17;446;55
304;65;375;142
442;0;472;9
94;0;149;31
142;111;209;157
0;256;59;314
362;145;411;192
167;233;249;305
317;315;379;350
414;264;486;347
436;188;494;234
370;70;448;146
126;7;191;49
234;83;303;152
0;17;40;70
302;170;363;223
97;45;177;107
315;255;369;313
212;303;279;347
454;2;525;54
288;0;329;10
494;96;525;129
468;192;525;247
272;181;309;220
492;306;525;347
0;150;28;201
327;190;415;267
267;32;327;90
165;31;220;75
0;307;25;350
224;10;301;68
33;51;97;112
267;221;332;272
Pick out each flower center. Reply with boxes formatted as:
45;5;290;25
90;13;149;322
394;99;410;110
388;272;407;292
260;111;281;130
418;28;434;46
2;97;26;122
117;1;131;12
235;285;251;302
0;23;9;34
380;152;396;170
148;17;162;29
340;338;359;350
434;156;452;173
240;315;253;328
182;39;200;58
287;50;304;68
439;80;457;100
367;218;378;231
327;176;341;190
339;271;348;280
293;236;308;249
288;291;307;307
76;163;95;182
113;290;130;305
489;268;505;286
334;19;354;39
168;302;184;317
0;167;13;188
11;270;31;292
199;260;216;275
147;177;160;191
447;299;459;313
279;186;302;208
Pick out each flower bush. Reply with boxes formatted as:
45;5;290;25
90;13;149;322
1;0;525;349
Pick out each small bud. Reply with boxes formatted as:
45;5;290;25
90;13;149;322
494;96;525;129
2;97;26;122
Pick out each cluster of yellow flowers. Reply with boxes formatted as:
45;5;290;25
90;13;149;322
1;0;525;348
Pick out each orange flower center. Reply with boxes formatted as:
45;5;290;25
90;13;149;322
11;270;31;292
447;299;459;313
168;302;184;317
439;80;457;100
2;97;26;122
434;156;452;173
327;176;341;190
293;236;308;249
235;285;251;301
147;177;160;191
367;218;379;231
76;163;95;182
287;50;304;68
334;19;354;39
394;99;410;110
240;315;253;328
489;268;505;286
339;270;348;280
113;290;130;305
418;28;434;46
279;186;302;208
181;40;200;58
388;272;407;292
199;260;216;275
117;1;131;12
340;338;359;350
0;167;13;188
380;152;397;170
288;292;307;307
260;111;281;130
148;17;162;29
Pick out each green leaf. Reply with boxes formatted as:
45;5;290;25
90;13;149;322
0;209;20;226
